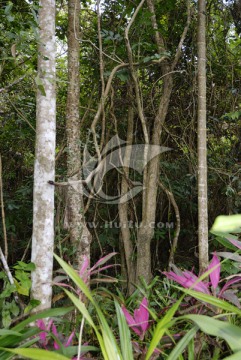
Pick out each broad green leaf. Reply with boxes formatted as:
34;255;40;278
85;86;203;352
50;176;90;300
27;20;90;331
223;350;241;359
64;290;96;329
63;290;109;360
102;330;123;360
175;286;241;316
57;345;98;358
146;296;183;360
56;255;122;360
187;335;195;360
212;234;240;252
167;327;198;360
0;329;21;336
12;306;74;332
211;215;241;234
0;348;69;360
96;307;122;360
181;315;241;352
0;327;39;348
54;254;94;303
13;261;35;271
115;300;134;360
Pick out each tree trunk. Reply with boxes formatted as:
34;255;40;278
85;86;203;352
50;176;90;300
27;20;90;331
197;0;209;272
136;74;173;283
31;0;56;311
136;0;174;283
118;88;135;293
136;0;190;282
66;0;91;271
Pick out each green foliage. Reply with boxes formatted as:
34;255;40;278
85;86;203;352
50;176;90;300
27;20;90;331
0;307;73;360
0;261;37;328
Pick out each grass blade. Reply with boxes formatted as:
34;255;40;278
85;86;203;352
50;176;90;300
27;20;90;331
114;299;134;360
145;297;183;360
167;326;198;360
0;348;70;360
181;314;241;352
174;286;241;316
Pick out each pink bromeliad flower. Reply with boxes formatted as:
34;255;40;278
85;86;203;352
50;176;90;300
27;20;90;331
36;319;74;350
36;319;90;359
163;269;211;294
163;252;221;294
122;297;150;340
164;252;241;307
208;252;221;290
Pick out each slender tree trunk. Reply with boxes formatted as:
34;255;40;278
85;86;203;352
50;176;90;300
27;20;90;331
197;0;209;272
66;0;91;271
118;87;135;294
31;0;56;311
136;0;190;282
136;74;173;283
136;0;173;283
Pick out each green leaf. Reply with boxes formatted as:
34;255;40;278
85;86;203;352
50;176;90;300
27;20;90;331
114;300;134;360
211;215;241;234
63;290;109;360
212;234;240;252
146;296;183;360
14;278;30;296
181;315;241;352
12;306;74;332
4;2;13;15
64;290;96;328
175;287;241;316
54;254;93;302
2;310;11;328
0;348;70;360
24;299;41;314
9;300;19;317
167;326;198;360
0;329;21;336
0;284;16;298
13;261;35;271
0;327;39;349
223;350;241;359
55;255;122;360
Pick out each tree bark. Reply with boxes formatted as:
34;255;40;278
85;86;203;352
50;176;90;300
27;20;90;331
118;87;135;294
66;0;91;271
136;0;190;282
136;0;173;283
31;0;56;311
197;0;209;272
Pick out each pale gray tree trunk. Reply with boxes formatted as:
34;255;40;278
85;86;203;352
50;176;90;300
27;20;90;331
197;0;209;272
31;0;56;311
66;0;91;271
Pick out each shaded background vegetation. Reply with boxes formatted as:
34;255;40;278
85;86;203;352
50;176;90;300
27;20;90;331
0;0;241;275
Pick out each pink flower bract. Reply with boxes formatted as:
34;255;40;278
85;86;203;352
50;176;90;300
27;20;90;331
122;297;149;339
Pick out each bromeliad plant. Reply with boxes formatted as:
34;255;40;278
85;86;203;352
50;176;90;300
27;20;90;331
121;297;150;340
164;214;241;310
2;215;241;360
163;252;241;308
53;252;118;299
36;319;94;360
